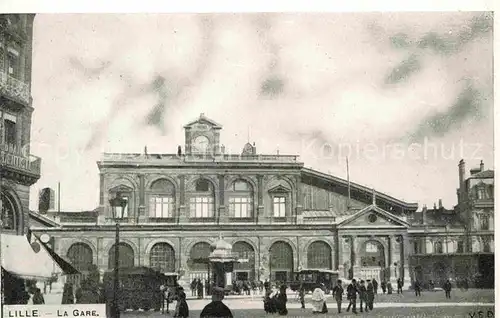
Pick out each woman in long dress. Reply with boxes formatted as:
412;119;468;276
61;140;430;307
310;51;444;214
311;284;326;314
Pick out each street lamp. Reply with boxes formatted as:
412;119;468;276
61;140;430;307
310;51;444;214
109;194;127;318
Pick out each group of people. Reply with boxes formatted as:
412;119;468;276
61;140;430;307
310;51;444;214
263;284;289;315
164;285;234;318
190;278;209;299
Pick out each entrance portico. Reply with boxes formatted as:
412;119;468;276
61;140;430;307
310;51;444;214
337;203;411;289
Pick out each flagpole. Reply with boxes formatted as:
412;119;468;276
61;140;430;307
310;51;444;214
346;157;351;210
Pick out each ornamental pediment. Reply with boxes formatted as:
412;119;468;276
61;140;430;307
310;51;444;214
338;205;409;228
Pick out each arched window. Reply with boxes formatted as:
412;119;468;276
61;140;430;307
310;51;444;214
189;242;211;272
233;242;255;281
189;179;214;218
269;241;293;282
149;179;175;218
67;243;93;272
360;240;385;267
109;185;132;219
1;192;17;231
229;180;253;218
108;243;134;269
307;241;332;269
150;243;175;272
434;241;443;254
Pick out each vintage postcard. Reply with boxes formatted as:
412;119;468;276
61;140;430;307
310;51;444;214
0;8;494;318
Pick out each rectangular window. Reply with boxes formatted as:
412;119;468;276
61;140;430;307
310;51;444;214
457;241;464;253
229;197;252;218
4;119;16;145
7;52;19;78
150;196;174;218
273;196;286;218
115;196;128;218
477;188;487;200
190;197;214;218
480;215;489;230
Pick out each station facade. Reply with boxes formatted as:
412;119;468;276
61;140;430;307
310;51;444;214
30;114;494;289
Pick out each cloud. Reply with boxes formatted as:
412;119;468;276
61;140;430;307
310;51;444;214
407;82;487;141
385;53;421;84
260;75;285;98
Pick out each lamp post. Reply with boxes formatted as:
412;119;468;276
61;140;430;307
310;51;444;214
109;194;127;318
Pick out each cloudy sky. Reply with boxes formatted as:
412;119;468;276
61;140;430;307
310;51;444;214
28;12;493;211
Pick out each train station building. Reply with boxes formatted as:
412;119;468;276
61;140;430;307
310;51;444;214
30;114;494;289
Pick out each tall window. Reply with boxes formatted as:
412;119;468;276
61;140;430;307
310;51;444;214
190;179;214;218
483;237;491;253
413;241;419;254
4;119;16;145
434;241;443;254
7;52;19;78
456;240;464;253
477;186;487;200
108;243;134;269
229;180;253;218
273;196;286;218
307;241;332;269
150;243;175;273
149;179;175;218
0;192;16;230
480;214;489;230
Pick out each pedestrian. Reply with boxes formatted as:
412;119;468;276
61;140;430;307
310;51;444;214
331;279;344;314
173;287;189;318
358;280;367;313
397;278;403;294
263;288;276;314
443;279;452;299
464;278;469;291
298;285;305;309
366;280;375;310
381;280;387;294
190;279;197;297
61;282;74;304
32;288;44;305
311;284;326;314
276;285;288;316
200;286;233;318
414;280;422;297
165;286;174;314
372;278;379;295
264;279;270;293
346;279;358;314
197;279;204;299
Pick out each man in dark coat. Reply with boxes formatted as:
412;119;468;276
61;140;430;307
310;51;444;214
346;279;358;314
331;279;344;313
358;280;368;313
397;278;403;294
173;287;189;318
197;279;204;299
372;278;379;295
381;280;387;294
414;280;422;297
366;280;375;310
443;279;452;299
200;286;234;318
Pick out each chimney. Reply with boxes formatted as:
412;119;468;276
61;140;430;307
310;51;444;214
144;146;148;156
422;204;427;224
252;142;256;154
433;202;437;210
438;199;443;209
480;160;484;171
458;159;465;201
177;145;182;156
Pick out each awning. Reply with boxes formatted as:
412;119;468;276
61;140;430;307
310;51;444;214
1;233;78;280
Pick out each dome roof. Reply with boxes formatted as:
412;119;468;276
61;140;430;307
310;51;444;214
211;239;232;250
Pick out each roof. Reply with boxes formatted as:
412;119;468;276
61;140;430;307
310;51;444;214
469;170;494;179
301;168;418;211
183;113;223;129
303;210;336;218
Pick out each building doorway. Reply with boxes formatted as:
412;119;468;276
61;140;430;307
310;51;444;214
269;241;293;283
358;240;385;282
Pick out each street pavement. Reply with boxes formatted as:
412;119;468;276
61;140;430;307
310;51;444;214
42;289;495;317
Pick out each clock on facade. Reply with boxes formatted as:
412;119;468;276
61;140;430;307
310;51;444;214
192;135;210;153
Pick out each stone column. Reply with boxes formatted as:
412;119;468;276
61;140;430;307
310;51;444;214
178;175;188;223
402;235;411;289
218;174;227;223
257;175;266;223
352;236;360;278
334;231;340;271
489;214;494;231
96;237;104;271
138;174;147;223
295;175;303;224
425;238;433;254
97;174;107;225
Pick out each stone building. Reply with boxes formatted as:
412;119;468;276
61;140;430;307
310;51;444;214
29;114;494;289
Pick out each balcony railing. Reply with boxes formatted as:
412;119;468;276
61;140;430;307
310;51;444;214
0;71;30;104
101;152;300;163
0;143;41;177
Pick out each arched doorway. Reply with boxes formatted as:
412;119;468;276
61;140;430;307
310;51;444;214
269;241;293;283
359;240;385;282
67;243;94;272
232;241;255;281
189;242;211;281
1;192;18;232
307;241;332;269
108;243;134;269
150;243;176;273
